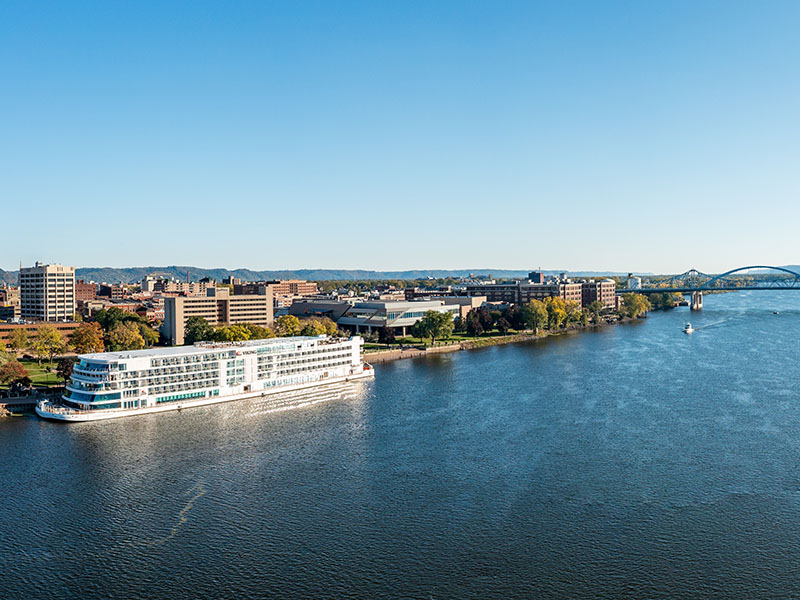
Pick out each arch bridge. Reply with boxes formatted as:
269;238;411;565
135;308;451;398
619;265;800;310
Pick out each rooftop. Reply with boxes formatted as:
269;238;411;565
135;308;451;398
79;335;342;362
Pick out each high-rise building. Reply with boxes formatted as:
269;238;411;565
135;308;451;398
20;262;76;321
162;287;274;345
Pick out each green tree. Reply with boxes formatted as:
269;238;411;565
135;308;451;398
0;360;28;386
579;310;589;327
57;357;75;384
242;323;275;340
213;325;251;342
587;300;605;324
453;316;467;333
564;300;582;324
621;293;652;319
522;299;548;333
108;322;146;351
138;324;160;347
6;328;30;355
544;297;567;330
184;316;214;345
415;311;454;345
31;324;66;366
275;315;302;337
69;322;105;354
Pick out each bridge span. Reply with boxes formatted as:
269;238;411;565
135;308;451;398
616;265;800;310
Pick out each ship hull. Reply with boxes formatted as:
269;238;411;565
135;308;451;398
36;368;374;422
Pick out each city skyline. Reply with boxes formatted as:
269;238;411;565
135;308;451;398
3;1;800;273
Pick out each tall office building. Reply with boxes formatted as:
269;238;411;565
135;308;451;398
162;287;274;345
20;262;76;322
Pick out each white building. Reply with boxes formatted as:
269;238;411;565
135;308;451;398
337;300;460;335
20;262;76;322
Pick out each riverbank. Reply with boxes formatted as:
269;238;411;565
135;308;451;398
365;318;637;364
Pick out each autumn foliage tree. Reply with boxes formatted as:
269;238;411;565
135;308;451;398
107;322;146;351
69;322;105;354
0;360;28;386
31;325;66;366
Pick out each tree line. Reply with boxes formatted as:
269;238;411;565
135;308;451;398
183;315;345;345
364;292;654;346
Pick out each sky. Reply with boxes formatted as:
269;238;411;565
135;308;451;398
2;1;799;274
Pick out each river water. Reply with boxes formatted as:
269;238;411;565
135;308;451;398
3;291;800;599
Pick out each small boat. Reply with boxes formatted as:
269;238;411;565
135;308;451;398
773;311;780;315
684;323;694;334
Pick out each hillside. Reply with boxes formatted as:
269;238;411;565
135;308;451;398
0;266;640;285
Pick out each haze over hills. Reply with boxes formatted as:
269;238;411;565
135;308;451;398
0;266;648;286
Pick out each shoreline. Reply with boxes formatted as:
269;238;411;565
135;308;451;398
365;317;640;364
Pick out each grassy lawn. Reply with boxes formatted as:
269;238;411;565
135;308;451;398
0;359;65;393
362;329;523;352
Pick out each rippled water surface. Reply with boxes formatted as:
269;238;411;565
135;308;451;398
4;291;800;599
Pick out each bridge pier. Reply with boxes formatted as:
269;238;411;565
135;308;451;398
690;291;703;311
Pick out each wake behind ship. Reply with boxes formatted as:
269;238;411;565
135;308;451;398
36;335;373;422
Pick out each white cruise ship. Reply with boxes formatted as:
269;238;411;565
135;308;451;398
36;335;373;422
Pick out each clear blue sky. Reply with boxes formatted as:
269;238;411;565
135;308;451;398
2;1;799;274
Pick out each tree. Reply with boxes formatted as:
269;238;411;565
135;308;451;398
476;307;494;330
649;292;679;311
108;322;146;351
184;316;214;345
93;307;148;333
415;311;454;345
56;357;75;384
496;317;511;334
453;316;467;333
93;307;127;332
213;325;251;342
378;326;396;344
543;297;567;330
587;300;605;324
6;329;30;355
242;323;275;340
564;300;582;324
0;360;28;385
579;310;589;327
522;299;548;333
69;322;105;354
503;305;524;330
466;311;484;337
138;324;160;347
621;293;652;319
274;315;302;337
31;324;66;366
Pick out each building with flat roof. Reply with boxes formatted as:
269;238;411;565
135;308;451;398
581;279;617;309
466;279;584;307
75;280;97;303
430;296;487;319
20;262;76;322
162;287;273;345
288;298;461;335
0;321;81;350
0;286;20;320
337;300;460;335
267;280;318;297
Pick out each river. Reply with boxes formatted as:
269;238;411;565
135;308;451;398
2;291;800;599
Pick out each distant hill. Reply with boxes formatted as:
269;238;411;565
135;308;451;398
0;265;639;285
0;269;16;285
